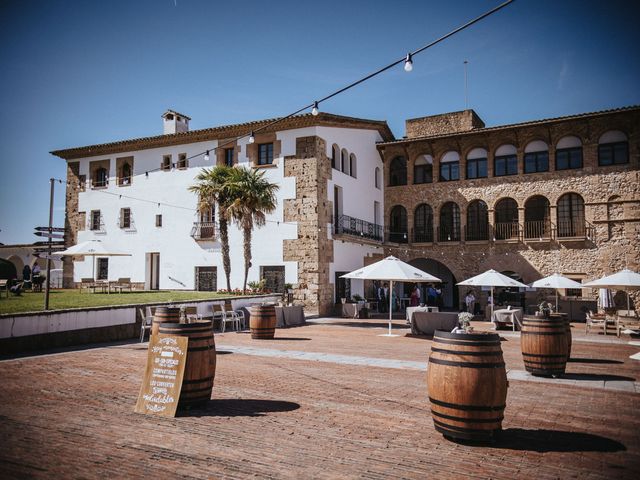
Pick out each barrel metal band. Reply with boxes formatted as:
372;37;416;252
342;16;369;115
429;357;505;369
433;339;501;347
433;418;501;434
521;331;566;336
429;397;506;412
431;347;503;357
431;409;504;424
182;377;214;385
188;345;213;352
521;352;566;358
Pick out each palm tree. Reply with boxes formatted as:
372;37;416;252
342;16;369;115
189;166;234;291
226;167;279;292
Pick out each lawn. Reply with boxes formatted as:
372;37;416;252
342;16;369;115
0;289;232;315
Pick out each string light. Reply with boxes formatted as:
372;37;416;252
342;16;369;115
204;150;210;161
311;101;319;116
404;53;413;72
248;131;255;144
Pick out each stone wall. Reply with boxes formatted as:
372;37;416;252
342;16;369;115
283;136;334;315
405;110;485;138
63;162;81;288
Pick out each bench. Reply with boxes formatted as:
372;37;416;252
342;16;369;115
109;277;133;293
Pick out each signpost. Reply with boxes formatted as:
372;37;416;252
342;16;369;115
34;232;65;239
135;334;188;417
35;227;66;232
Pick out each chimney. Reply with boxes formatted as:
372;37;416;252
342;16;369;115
405;109;484;138
162;110;191;135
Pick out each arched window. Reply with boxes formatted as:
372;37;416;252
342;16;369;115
524;140;549;174
557;193;585;237
494;198;519;240
524;195;550;239
120;163;131;185
439;151;460;182
349;153;357;178
389;205;408;243
439;202;460;242
494;144;517;177
466;200;488;241
414;154;433;184
389;156;407;186
341;149;349;175
466;148;488;179
94;167;108;188
414;204;433;243
331;144;339;170
598;130;628;166
556;136;582;170
374;167;381;189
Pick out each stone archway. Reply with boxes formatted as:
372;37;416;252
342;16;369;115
7;255;24;278
409;258;459;310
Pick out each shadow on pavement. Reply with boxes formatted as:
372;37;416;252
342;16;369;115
561;373;635;382
567;357;623;364
268;337;312;341
490;428;626;453
181;399;300;417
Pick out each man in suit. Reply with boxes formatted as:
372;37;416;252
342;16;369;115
378;283;388;313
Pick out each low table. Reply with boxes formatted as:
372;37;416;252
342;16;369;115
491;308;523;331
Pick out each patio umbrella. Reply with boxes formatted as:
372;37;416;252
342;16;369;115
529;273;584;312
597;288;614;311
341;256;442;337
55;240;131;280
457;269;528;319
583;269;640;312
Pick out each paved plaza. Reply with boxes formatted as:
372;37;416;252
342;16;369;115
1;318;639;479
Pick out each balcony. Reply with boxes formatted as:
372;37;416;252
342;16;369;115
464;224;490;242
556;220;595;242
413;226;434;243
334;215;383;243
493;222;520;241
523;220;553;241
190;222;216;241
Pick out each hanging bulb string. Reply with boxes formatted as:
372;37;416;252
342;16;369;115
156;0;514;164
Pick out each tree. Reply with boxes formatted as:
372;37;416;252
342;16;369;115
189;166;234;291
226;167;279;292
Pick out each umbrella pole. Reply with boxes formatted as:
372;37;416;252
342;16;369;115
490;286;494;322
389;280;393;336
555;290;559;312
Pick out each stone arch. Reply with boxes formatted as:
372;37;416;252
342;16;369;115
389;205;408;243
389;156;407;186
7;255;24;278
557;192;585;237
409;257;459;310
524;195;551;239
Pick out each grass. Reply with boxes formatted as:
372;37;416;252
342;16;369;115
0;289;233;315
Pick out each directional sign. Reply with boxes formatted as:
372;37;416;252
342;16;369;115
34;227;66;232
34;232;65;239
34;246;66;253
34;253;60;260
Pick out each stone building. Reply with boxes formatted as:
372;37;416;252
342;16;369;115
376;106;640;313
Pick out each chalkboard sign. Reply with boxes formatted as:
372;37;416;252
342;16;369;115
135;334;188;417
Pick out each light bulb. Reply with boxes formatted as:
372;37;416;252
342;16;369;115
204;150;210;161
404;53;413;72
249;131;255;143
312;101;319;116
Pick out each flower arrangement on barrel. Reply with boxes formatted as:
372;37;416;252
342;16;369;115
538;301;552;318
457;311;475;333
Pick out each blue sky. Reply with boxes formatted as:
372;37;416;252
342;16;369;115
0;0;638;244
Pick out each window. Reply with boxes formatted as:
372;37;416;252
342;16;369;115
90;210;102;231
374;167;381;189
439;202;460;241
524;195;550;239
119;208;131;229
413;155;433;184
466;148;488;179
494;144;518;177
258;143;274;165
494;198;519;240
331;144;339;169
555;136;583;170
162;155;172;171
349;153;357;178
389;205;408;243
261;265;285;293
79;175;86;192
598;130;629;166
155;214;162;227
389;156;407;186
524;140;549;174
119;162;132;186
414;204;433;243
93;167;108;188
225;148;234;167
177;153;187;169
466;200;489;241
439;151;460;182
97;258;108;281
557;193;585;237
341;149;349;175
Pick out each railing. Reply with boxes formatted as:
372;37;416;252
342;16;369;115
464;224;489;241
437;225;461;242
556;219;594;240
385;229;408;243
91;179;108;189
190;221;216;240
523;220;552;239
412;226;434;243
334;215;383;242
494;222;520;241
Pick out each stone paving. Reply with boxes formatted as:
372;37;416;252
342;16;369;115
1;318;639;479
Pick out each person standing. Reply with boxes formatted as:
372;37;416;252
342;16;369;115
427;284;437;306
415;284;422;306
410;285;419;307
435;286;443;309
378;283;387;313
22;264;31;289
465;290;476;314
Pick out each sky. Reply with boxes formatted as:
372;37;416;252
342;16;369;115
0;0;638;245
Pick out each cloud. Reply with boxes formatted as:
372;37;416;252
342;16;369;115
557;59;569;91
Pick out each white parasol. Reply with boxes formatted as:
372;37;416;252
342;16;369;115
341;256;441;336
529;273;584;312
583;269;640;312
55;239;131;281
457;269;528;319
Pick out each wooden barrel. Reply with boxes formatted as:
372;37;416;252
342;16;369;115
152;307;180;337
521;317;568;376
427;331;507;442
565;320;572;359
250;304;277;339
158;320;216;407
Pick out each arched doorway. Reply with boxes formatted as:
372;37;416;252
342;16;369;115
409;258;458;310
7;255;24;278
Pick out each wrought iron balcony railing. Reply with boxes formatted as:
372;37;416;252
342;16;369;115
464;224;490;242
190;221;216;240
524;220;553;240
412;226;434;243
334;215;383;242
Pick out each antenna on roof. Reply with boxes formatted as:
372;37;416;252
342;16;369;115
464;60;469;109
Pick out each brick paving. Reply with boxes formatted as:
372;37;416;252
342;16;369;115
1;318;639;479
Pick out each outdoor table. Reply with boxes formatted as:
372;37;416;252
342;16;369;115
274;305;305;327
341;303;368;319
491;308;523;331
406;306;439;324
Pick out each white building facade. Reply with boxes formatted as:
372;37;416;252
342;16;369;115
52;112;393;314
